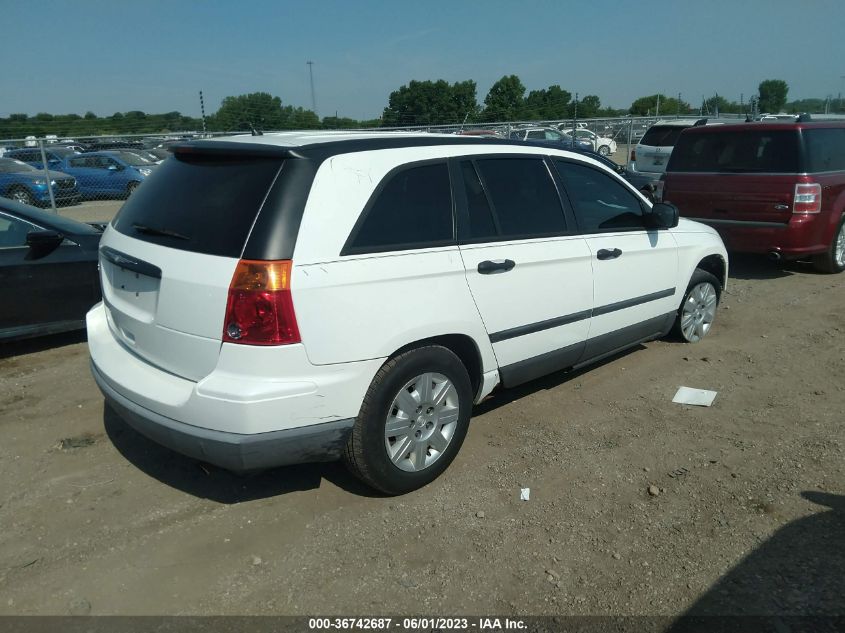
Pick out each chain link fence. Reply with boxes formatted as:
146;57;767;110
0;114;747;215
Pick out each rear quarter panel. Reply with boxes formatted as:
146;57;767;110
290;148;499;371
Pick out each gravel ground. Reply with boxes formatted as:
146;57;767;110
0;254;842;617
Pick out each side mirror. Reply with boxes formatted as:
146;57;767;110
26;230;64;256
645;202;679;229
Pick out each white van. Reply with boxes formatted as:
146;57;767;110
88;132;728;494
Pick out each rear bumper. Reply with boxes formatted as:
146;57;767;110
93;360;353;472
86;302;382;471
686;215;833;258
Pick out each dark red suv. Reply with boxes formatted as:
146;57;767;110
658;120;845;272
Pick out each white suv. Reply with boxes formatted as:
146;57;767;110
87;132;728;494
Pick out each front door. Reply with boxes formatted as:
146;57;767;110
554;159;679;360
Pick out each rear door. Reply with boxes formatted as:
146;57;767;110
98;150;286;381
454;156;594;387
554;159;679;359
664;129;801;225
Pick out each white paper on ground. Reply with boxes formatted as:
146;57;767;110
672;386;718;407
520;488;530;501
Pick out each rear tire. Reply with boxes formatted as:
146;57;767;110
812;216;845;274
343;345;473;495
672;269;721;343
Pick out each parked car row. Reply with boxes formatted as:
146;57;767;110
1;148;158;203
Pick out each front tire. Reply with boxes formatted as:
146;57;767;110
126;181;140;196
598;144;611;156
673;269;721;343
343;346;473;495
9;187;35;206
812;216;845;274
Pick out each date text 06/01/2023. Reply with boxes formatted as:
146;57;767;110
307;617;527;630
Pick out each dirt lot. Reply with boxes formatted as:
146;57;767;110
0;254;843;618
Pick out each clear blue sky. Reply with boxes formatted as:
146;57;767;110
1;0;843;119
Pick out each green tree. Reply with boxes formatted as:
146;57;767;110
214;92;285;131
758;79;789;113
381;79;479;126
577;95;601;119
630;94;690;116
482;75;526;122
84;111;97;120
521;85;571;120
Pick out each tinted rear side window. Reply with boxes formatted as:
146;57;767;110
346;162;453;253
640;125;689;147
668;130;801;173
459;161;497;239
113;154;283;258
474;158;566;238
803;128;845;172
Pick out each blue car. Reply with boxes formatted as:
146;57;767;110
4;146;80;170
0;157;80;207
8;149;157;199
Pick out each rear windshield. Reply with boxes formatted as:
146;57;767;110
112;154;283;257
667;130;801;173
803;128;845;172
639;125;690;147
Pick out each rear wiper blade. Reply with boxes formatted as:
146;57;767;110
132;223;190;240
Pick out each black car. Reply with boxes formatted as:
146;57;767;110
0;198;103;341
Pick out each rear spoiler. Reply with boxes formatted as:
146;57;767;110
169;141;303;159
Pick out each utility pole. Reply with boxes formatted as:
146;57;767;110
655;93;660;117
677;92;682;117
307;61;317;116
199;90;207;134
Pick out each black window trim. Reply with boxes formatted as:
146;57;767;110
340;157;457;257
451;153;578;245
551;157;650;235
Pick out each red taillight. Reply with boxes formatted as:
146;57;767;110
631;149;636;162
222;260;300;346
793;183;821;214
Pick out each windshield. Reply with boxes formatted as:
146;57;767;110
114;151;154;166
0;158;37;173
668;130;801;173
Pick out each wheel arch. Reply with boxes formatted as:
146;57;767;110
389;334;485;401
695;253;728;290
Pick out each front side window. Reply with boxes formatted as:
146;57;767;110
555;160;644;232
0;213;40;248
474;158;567;238
346;162;453;253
